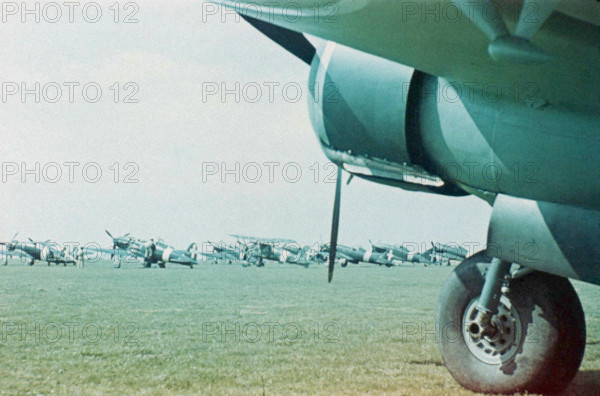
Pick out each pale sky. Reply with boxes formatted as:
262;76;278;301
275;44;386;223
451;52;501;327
0;1;491;252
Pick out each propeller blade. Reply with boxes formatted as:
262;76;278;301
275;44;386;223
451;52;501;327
328;167;342;283
28;237;35;244
452;0;509;41
240;14;316;65
12;232;19;241
105;230;114;239
123;233;130;237
515;0;560;40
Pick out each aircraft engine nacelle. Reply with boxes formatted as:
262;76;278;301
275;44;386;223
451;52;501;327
307;42;455;194
308;41;414;168
308;41;600;206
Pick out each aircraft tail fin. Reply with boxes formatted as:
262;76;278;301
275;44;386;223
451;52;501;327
187;242;198;260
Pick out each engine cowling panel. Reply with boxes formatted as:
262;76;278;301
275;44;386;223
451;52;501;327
308;41;464;196
308;41;414;165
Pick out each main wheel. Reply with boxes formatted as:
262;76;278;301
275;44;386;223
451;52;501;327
436;252;586;394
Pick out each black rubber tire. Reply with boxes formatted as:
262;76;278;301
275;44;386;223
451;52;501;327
436;252;586;394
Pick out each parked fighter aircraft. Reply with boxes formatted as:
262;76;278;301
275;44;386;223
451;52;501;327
0;233;76;266
319;243;398;267
231;235;296;266
219;1;600;392
104;230;134;250
282;245;316;267
369;242;432;265
422;242;469;264
201;241;244;264
86;235;197;268
134;239;198;268
230;235;319;267
317;243;361;266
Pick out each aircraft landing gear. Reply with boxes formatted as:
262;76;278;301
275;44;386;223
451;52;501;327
436;252;586;394
158;262;166;268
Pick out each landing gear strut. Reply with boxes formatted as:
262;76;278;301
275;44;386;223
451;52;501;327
469;257;512;340
436;252;586;394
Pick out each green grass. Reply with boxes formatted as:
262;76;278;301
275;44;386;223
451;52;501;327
0;261;598;395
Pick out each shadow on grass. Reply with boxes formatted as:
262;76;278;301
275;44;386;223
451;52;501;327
407;359;444;367
565;370;600;395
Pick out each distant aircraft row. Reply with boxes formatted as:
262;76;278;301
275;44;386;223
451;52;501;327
0;231;468;269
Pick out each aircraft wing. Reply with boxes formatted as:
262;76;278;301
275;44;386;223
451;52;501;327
198;251;238;261
217;0;600;106
230;234;296;244
335;251;356;261
82;247;131;258
198;251;220;259
0;249;34;261
167;254;197;265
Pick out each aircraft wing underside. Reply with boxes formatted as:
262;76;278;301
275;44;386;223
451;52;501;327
216;0;600;107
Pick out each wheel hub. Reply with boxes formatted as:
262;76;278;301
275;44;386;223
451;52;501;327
462;296;522;365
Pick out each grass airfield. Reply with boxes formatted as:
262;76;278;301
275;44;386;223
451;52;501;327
0;260;599;395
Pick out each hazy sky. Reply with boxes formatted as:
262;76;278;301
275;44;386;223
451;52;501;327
0;1;491;251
